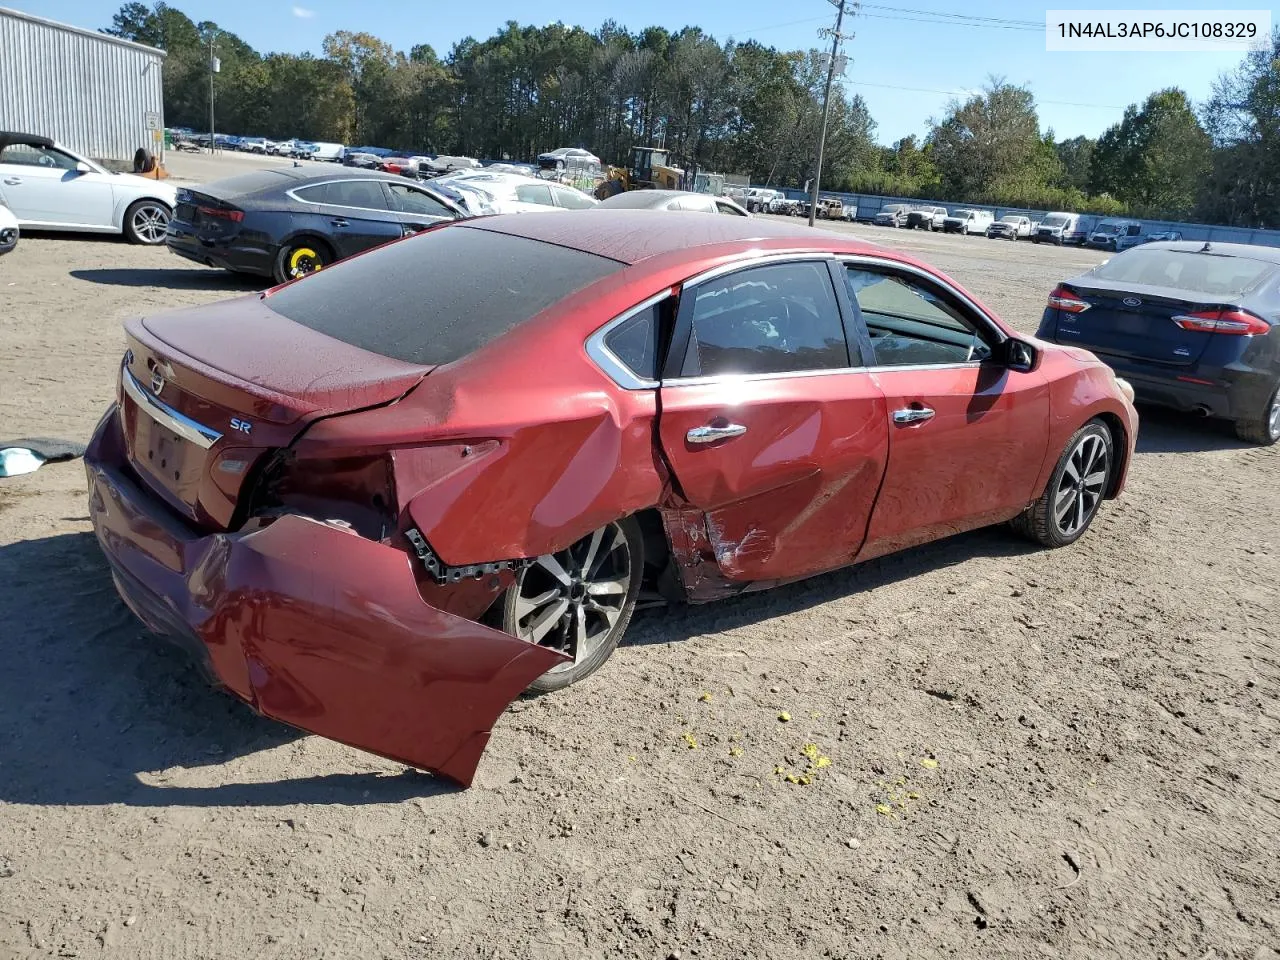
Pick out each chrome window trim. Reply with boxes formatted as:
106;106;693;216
121;365;222;450
585;291;669;390
285;179;394;214
585;251;1003;390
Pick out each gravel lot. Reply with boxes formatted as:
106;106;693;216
1;157;1277;959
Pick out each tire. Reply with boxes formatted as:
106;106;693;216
1011;420;1114;548
122;199;170;245
1234;384;1280;445
501;517;644;693
272;238;331;285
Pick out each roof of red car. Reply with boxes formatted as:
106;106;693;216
460;209;880;265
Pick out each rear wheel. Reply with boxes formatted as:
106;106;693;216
122;200;170;245
273;239;330;284
1235;385;1280;446
1012;421;1113;548
502;517;643;693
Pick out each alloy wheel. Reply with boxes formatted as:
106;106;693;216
1053;434;1109;537
1270;394;1280;441
131;204;169;244
510;522;632;673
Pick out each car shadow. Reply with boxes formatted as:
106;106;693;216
0;532;459;807
69;268;266;292
1133;404;1252;454
625;525;1039;647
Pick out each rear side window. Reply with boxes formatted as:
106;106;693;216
323;180;389;210
265;226;622;366
604;301;673;381
681;261;849;377
1090;249;1276;297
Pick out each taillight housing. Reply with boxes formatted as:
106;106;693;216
1171;309;1271;336
197;205;244;223
1048;285;1090;314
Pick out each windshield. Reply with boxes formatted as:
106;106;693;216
1094;222;1124;235
998;216;1020;224
265;226;623;366
882;205;905;214
1042;214;1070;227
1089;249;1276;297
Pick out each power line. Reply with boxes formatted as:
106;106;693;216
860;3;1042;28
840;78;1125;110
857;11;1041;31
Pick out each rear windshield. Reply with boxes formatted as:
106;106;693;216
1089;248;1276;297
265;226;623;365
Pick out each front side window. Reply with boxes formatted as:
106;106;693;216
386;183;454;219
681;261;849;377
0;144;78;170
845;266;993;367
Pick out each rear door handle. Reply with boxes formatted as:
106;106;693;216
892;406;935;424
687;422;748;444
330;218;349;227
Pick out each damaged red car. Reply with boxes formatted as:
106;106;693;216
85;211;1138;785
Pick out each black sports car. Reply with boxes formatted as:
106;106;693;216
165;168;468;284
1039;241;1280;445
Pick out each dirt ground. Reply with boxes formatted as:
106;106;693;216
0;158;1277;960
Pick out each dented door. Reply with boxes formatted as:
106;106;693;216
656;259;890;584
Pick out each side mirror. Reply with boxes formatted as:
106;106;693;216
1003;338;1040;373
75;161;92;174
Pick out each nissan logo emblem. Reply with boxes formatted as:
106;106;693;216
1123;296;1142;307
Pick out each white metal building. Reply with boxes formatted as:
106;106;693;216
0;6;165;164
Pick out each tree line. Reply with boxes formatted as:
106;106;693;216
104;3;1280;227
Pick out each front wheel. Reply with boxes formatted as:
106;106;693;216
273;239;330;284
1011;421;1113;547
502;517;644;693
123;200;170;245
1235;385;1280;445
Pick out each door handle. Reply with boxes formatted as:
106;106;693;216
3;177;21;185
892;406;936;424
329;218;349;227
687;422;748;444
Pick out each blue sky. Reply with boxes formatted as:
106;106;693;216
19;0;1257;144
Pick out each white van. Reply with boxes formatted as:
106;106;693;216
1031;211;1087;245
943;208;994;235
310;142;345;162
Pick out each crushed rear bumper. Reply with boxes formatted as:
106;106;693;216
85;406;566;785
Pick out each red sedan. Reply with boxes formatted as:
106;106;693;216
85;211;1138;785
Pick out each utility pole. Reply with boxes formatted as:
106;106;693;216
808;0;857;227
208;32;220;153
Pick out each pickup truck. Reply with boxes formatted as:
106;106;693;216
907;206;947;231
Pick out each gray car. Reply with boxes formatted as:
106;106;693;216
595;189;750;216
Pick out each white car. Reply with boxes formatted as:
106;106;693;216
0;203;18;255
943;208;994;235
432;170;597;215
0;133;177;244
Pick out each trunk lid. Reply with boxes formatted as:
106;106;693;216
121;296;432;529
1051;280;1231;367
